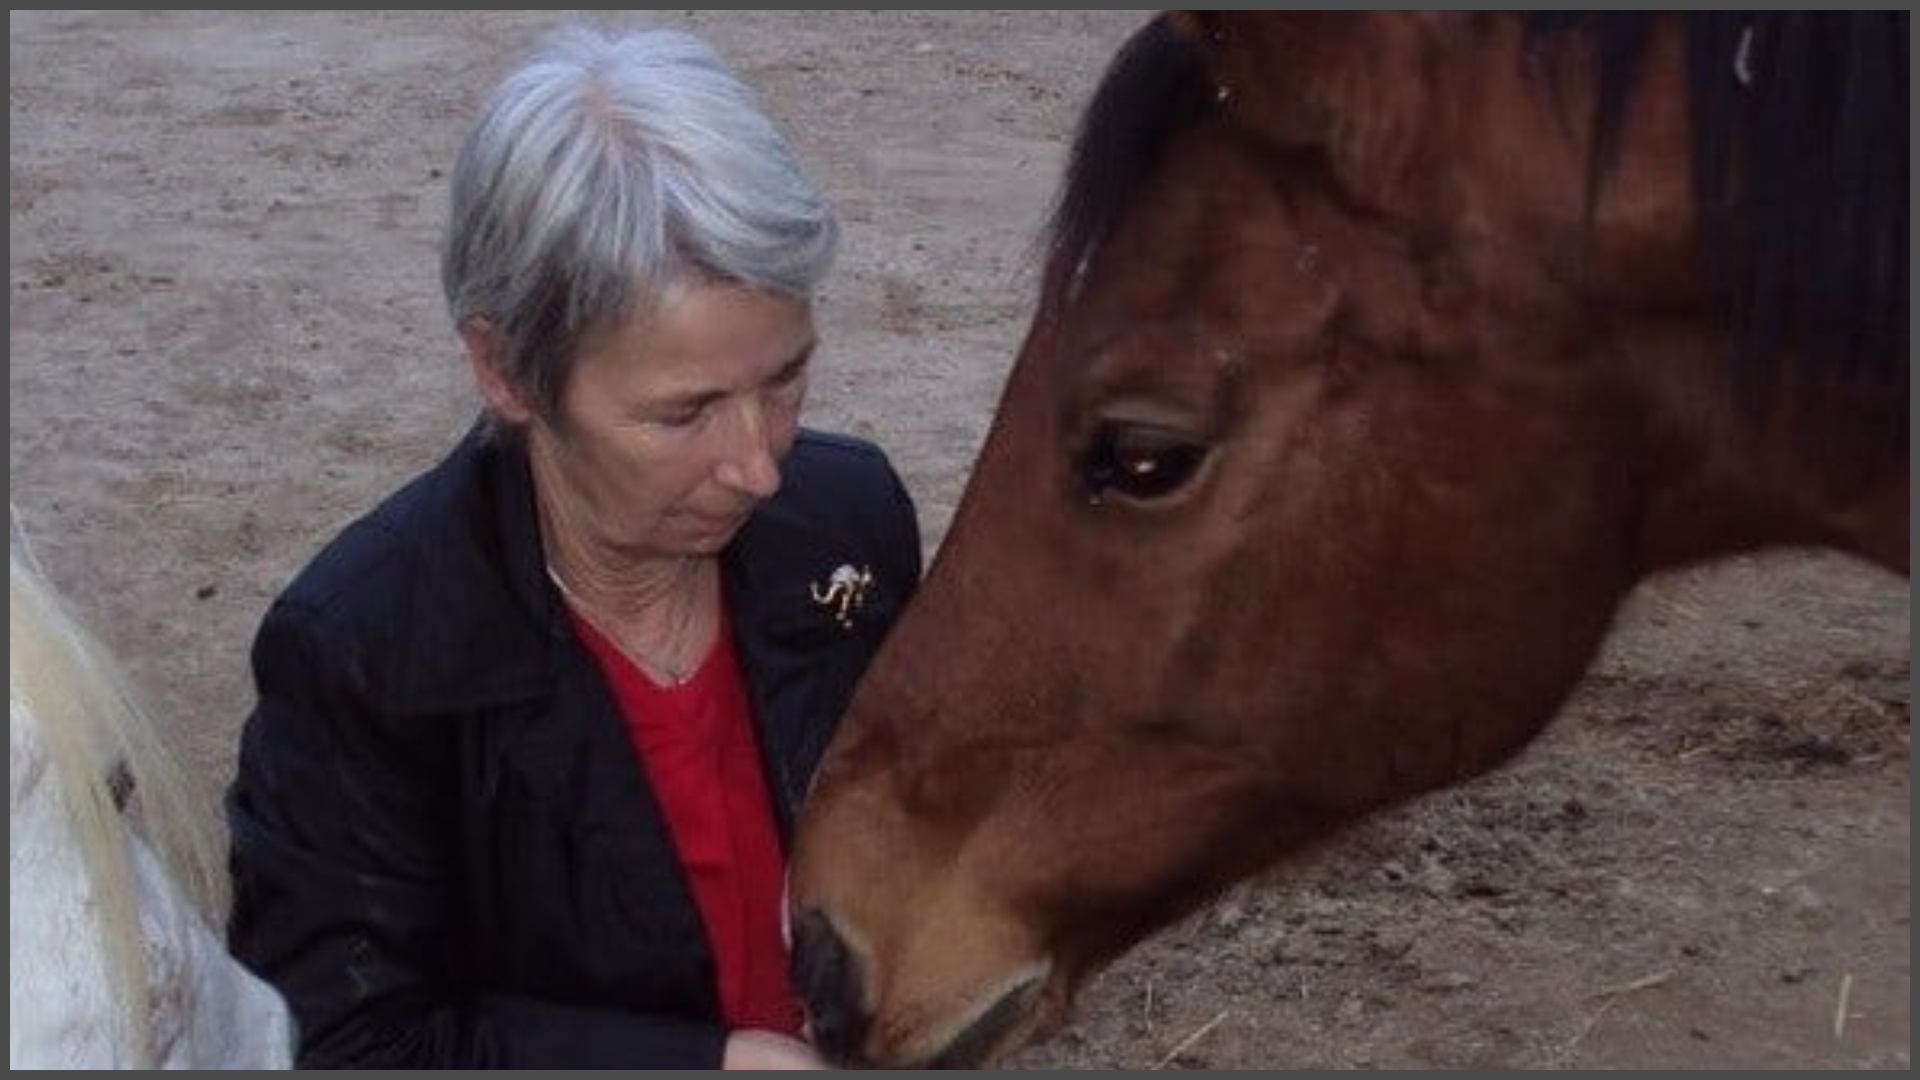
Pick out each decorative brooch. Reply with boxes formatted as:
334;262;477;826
810;563;874;629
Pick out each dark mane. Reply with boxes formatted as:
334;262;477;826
1525;11;1908;437
1046;12;1907;444
1040;16;1210;306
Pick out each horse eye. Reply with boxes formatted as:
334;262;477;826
1080;422;1208;501
106;759;135;811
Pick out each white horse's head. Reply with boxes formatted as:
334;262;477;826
9;518;296;1068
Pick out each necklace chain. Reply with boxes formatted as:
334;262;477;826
545;563;700;685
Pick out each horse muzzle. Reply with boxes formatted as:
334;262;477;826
790;906;1052;1068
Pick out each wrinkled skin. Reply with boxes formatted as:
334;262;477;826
788;12;1908;1068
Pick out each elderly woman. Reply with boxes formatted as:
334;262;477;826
224;20;921;1069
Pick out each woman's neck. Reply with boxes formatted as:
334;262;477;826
536;488;718;685
545;551;718;686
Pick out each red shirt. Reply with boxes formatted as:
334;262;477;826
568;607;802;1036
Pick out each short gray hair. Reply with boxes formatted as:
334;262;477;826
442;21;839;425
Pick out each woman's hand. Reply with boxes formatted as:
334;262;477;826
723;1028;828;1070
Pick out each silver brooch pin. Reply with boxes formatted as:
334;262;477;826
810;563;874;629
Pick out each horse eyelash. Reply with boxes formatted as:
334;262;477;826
1080;422;1210;504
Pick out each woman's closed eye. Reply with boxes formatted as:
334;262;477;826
646;400;712;429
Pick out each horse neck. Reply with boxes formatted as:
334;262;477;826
1627;341;1909;576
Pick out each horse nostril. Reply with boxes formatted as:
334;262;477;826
789;908;871;1065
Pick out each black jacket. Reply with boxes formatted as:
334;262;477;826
225;425;921;1067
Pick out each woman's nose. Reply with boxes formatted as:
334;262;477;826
714;396;784;498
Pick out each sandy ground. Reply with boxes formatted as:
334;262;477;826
10;10;1909;1069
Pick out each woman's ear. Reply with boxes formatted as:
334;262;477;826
461;316;536;426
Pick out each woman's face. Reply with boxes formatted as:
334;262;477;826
529;281;816;561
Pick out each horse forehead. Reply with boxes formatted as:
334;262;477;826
9;784;292;1069
1085;143;1348;329
8;697;294;1069
10;703;118;1066
1076;157;1437;392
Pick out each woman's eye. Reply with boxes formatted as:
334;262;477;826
651;407;704;428
1079;421;1208;502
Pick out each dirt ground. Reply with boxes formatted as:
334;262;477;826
9;10;1909;1070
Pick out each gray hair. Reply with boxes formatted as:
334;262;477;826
441;22;839;426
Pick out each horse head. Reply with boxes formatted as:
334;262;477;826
788;12;1907;1067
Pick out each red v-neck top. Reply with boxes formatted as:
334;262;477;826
567;606;802;1036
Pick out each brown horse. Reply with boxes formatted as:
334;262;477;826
787;11;1907;1068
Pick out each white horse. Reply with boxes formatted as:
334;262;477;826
9;522;295;1068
